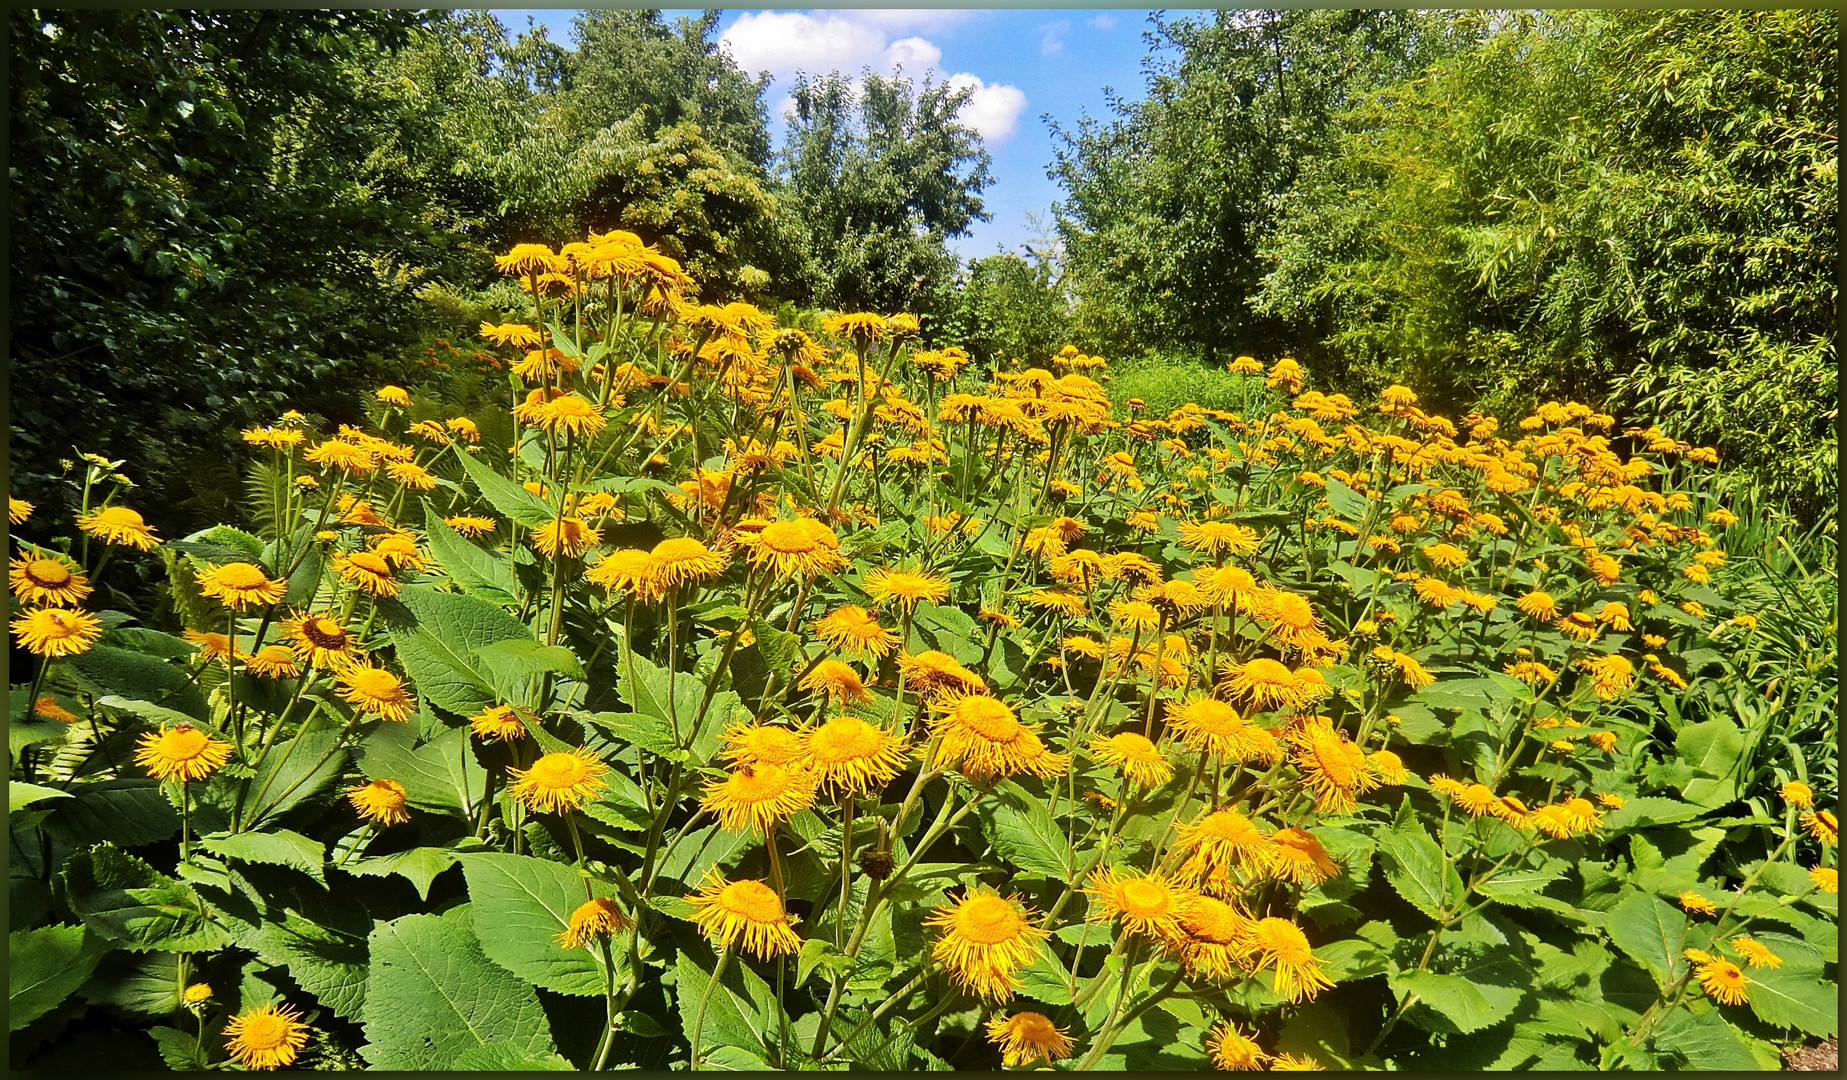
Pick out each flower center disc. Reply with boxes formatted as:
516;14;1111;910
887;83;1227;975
26;559;70;586
162;728;211;761
303;619;348;649
810;718;878;762
530;753;591;788
759;521;823;554
1182;898;1242;944
729;765;793;802
1120;880;1171;917
953;698;1022;742
954;895;1024;944
718;880;784;922
349;552;392;575
218;563;269;589
239;1015;289;1050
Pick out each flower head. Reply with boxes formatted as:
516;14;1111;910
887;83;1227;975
244;645;303;679
9;552;92;608
11;607;104;657
798;659;872;705
813;605;899;661
1206;1023;1269;1071
897;650;987;699
282;611;360;669
1090;731;1173;789
348;779;410;825
135;723;234;782
931;694;1067;781
1287;717;1376;814
333;551;400;598
647;537;728;591
1695;958;1749;1006
1086;866;1192;940
864;565;951;612
469;704;531;741
985;1012;1075;1068
1243;917;1334;1002
799;715;908;796
702;762;817;833
196;562;286;611
721;723;805;768
688;873;802;958
556;897;633;949
926;889;1049;1002
508;748;610;814
77;505;160;550
222;1003;310;1071
1266;828;1339;886
1175;810;1275;892
335;664;416;722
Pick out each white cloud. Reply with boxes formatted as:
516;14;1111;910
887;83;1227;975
1088;13;1117;31
886;36;942;72
1037;19;1071;56
947;73;1027;145
719;12;889;80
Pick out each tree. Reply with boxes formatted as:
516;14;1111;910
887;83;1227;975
1049;9;1479;361
780;71;994;314
938;254;1073;369
9;8;429;532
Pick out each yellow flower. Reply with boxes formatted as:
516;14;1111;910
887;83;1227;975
1164;894;1252;979
1422;542;1467;569
1730;936;1782;970
333;551;400;598
469;704;531;741
222;1003;310;1071
9;552;92;608
1086;866;1192;940
335;664;416;722
702;762;817;834
556;897;633;949
532;516;598;559
1243;917;1334;1002
1800;809;1837;847
304;439;377;476
798;659;872;705
688;873;802;959
1517;590;1559;621
76;505;161;550
647;537;728;591
926;889;1048;1002
1266;828;1339;886
1178;520;1260;556
1595;601;1633;631
799;715;908;796
897;650;987;699
12;607;104;657
1695;958;1749;1006
508;748;610;814
1288;717;1376;814
585;548;656;601
740;518;847;580
1780;781;1815;808
196;562;285;611
444;514;497;538
1271;1051;1325;1070
864;565;951;612
1219;657;1310;713
1679;891;1718;917
244;645;303;679
134;723;234;782
985;1011;1075;1068
1175;810;1276;891
1577;654;1635;700
931;694;1067;781
9;497;34;524
720;723;805;768
1206;1023;1269;1070
281;611;360;670
347;779;410;825
481;321;544;348
182;983;213;1005
1808;866;1837;894
375;385;411;407
1369;750;1410;785
813;606;899;660
31;697;79;723
1090;731;1173;789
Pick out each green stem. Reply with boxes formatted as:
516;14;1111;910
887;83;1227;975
688;946;734;1071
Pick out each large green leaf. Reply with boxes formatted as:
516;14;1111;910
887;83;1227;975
198;829;326;886
614;650;741;760
385;584;532;716
1603;890;1686;988
1389;969;1523;1035
241;908;370;1020
77;950;183;1016
473;639;584;705
360;912;557;1069
1377;798;1462;922
423;503;519;605
238;710;349;829
1674;719;1744;806
353;720;485;818
9;924;111;1031
675;951;768;1062
9;782;70;814
67;645;207;719
60;844;233;953
39;778;176;848
345;847;461;902
1653;1004;1763;1070
459;853;618;996
974;780;1072;877
1745;962;1838;1036
452;1044;577;1070
451;443;560;529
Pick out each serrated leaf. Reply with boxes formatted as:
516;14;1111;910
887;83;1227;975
975;781;1072;877
239;710;348;828
1389;969;1523;1035
384;585;532;717
452;1043;577;1070
424;504;519;605
345;847;460;902
458;853;618;996
360;913;556;1069
199;829;325;885
676;951;766;1061
1604;890;1686;988
241;908;370;1020
149;1026;205;1070
473;639;583;704
1745;962;1837;1036
77;950;183;1016
68;645;207;719
1378;798;1462;922
451;441;560;529
60;844;233;953
353;720;485;818
9;924;111;1031
1599;796;1704;831
1653;1004;1760;1069
9;782;71;814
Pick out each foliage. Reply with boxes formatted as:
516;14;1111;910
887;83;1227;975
781;71;995;315
9;224;1835;1071
1050;10;1479;362
1254;9;1837;523
935;253;1074;369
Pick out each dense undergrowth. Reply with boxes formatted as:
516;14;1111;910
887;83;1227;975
8;227;1836;1071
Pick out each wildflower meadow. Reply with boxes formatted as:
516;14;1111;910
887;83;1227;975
8;224;1837;1071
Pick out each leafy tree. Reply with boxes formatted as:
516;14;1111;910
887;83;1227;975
1049;9;1478;361
8;8;428;533
1255;9;1837;520
937;253;1073;369
780;71;994;314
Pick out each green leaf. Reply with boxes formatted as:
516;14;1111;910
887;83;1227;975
360;913;557;1069
975;780;1072;877
458;853;617;996
1389;969;1523;1035
424;504;518;605
354;720;485;818
198;829;326;886
68;645;207;719
239;710;348;829
240;908;370;1020
10;782;71;814
345;847;460;902
284;540;325;610
78;950;183;1016
1674;719;1744;806
60;844;233;953
149;1026;206;1071
586;711;686;763
1599;796;1704;831
1411;674;1529;712
451;443;559;529
385;585;532;717
473;639;584;703
582;769;652;832
1745;962;1838;1036
9;924;111;1031
1377;797;1462;922
1324;475;1370;520
614;650;740;760
1604;890;1686;988
675;951;766;1060
452;1044;577;1070
1653;1004;1762;1069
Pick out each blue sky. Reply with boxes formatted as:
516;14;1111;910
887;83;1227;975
488;9;1209;258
